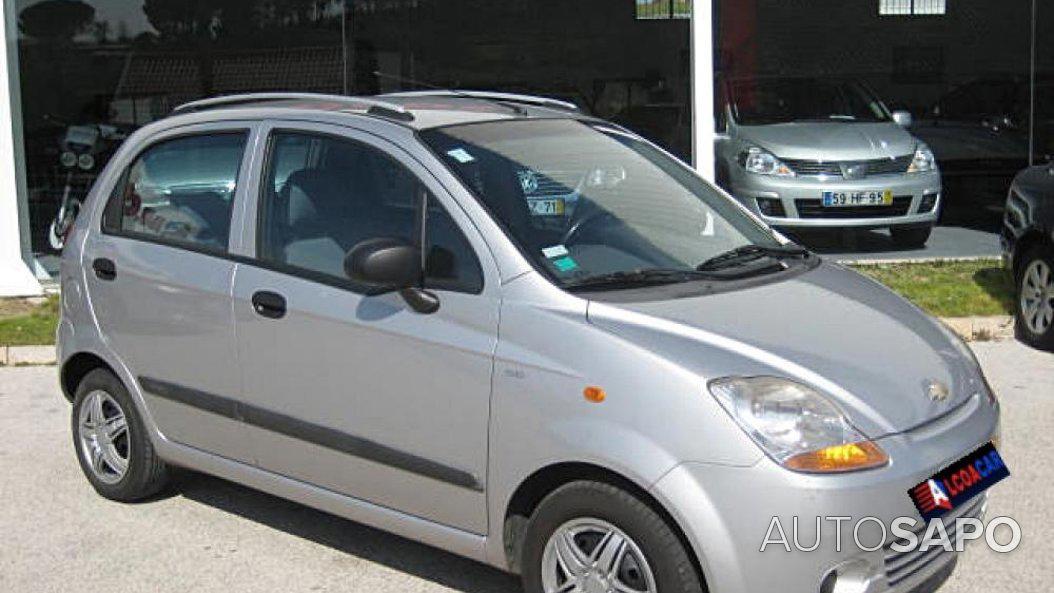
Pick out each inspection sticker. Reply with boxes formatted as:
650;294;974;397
552;257;579;272
446;148;475;163
541;245;569;259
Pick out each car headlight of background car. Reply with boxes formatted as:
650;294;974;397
907;143;937;173
738;146;795;177
709;376;889;473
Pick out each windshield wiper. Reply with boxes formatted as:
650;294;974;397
696;244;808;272
564;268;720;291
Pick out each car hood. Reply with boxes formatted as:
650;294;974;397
739;122;917;160
586;263;986;438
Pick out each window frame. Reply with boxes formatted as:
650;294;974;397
253;128;484;296
101;129;252;257
879;0;946;16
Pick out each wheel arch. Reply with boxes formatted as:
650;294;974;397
60;351;117;402
1013;228;1054;278
501;461;706;589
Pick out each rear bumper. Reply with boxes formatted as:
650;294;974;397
651;392;999;593
730;170;942;229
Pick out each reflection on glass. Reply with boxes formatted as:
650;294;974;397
16;0;692;263
717;0;1036;231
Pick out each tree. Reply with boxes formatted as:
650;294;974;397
19;0;96;41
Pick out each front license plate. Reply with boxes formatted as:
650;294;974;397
822;190;894;207
528;198;566;216
908;442;1009;520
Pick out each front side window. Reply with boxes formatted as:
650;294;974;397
103;133;248;251
422;119;787;290
258;131;482;293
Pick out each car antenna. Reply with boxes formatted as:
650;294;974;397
371;71;531;116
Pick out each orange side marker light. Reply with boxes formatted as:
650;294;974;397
583;386;606;403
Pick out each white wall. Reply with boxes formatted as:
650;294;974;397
692;0;715;181
0;0;41;297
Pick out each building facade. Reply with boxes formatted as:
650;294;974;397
1;0;1051;295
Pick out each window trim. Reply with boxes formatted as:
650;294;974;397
253;128;484;296
100;129;252;256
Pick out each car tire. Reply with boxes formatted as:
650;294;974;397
1014;245;1054;351
521;481;704;593
890;224;932;248
71;369;170;501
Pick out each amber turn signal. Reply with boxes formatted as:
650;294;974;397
783;441;888;473
583;386;606;403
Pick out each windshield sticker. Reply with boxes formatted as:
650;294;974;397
552;256;579;273
446;148;475;163
542;245;569;259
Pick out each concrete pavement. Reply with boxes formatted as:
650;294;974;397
0;341;1050;593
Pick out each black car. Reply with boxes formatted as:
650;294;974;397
1003;163;1054;350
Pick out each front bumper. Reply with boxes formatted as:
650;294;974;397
651;392;999;593
730;170;942;229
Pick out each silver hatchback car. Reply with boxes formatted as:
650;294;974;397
716;78;942;248
58;92;998;593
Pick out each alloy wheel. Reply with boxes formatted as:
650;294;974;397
1021;259;1054;335
77;390;130;484
541;518;657;593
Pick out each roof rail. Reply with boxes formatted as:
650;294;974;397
170;93;414;122
382;90;579;112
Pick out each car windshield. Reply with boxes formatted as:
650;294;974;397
729;78;890;125
421;119;785;288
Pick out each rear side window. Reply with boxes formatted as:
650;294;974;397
103;132;248;252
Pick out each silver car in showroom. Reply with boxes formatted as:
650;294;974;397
716;77;942;247
58;92;997;593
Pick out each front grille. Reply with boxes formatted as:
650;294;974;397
782;155;913;177
781;159;841;176
884;494;987;587
795;196;913;218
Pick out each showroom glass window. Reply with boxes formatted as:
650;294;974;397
14;0;692;268
716;0;1044;232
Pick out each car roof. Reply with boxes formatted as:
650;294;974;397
168;92;585;131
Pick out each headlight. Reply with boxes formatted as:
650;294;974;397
77;153;95;171
709;376;888;473
907;143;936;173
60;151;77;168
739;146;795;177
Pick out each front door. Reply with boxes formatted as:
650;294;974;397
232;126;499;533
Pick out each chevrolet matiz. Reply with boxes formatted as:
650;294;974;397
58;91;1000;593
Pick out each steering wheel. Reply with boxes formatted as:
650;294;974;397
561;210;617;246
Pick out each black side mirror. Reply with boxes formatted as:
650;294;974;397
344;238;440;314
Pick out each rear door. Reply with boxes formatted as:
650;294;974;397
231;123;500;533
83;124;259;463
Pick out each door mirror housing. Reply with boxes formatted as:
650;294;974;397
344;238;440;314
892;110;913;128
345;237;421;289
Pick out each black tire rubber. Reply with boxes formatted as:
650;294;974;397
1014;244;1054;351
521;480;705;593
890;224;933;248
71;369;170;501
